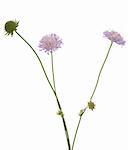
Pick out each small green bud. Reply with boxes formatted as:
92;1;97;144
5;20;19;36
57;110;64;117
79;109;84;116
88;101;95;111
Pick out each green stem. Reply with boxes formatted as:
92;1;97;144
15;31;55;95
72;107;87;150
72;116;82;150
50;51;71;150
90;42;113;101
15;31;71;150
71;42;113;150
51;52;56;92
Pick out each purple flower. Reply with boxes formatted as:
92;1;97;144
39;33;63;54
103;31;125;45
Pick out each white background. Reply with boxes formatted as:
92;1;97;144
0;0;128;150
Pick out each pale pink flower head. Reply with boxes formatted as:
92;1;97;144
103;31;125;45
39;33;63;54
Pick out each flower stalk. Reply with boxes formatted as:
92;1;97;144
15;31;71;150
50;51;71;150
89;41;113;101
72;42;113;150
51;51;57;92
5;20;125;150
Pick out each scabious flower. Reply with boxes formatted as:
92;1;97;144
5;20;19;36
39;34;63;54
103;31;125;45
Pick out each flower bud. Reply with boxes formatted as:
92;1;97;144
79;109;84;116
88;101;95;111
5;20;19;36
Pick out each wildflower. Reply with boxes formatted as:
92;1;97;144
5;20;19;36
39;34;63;54
88;101;95;111
103;31;125;45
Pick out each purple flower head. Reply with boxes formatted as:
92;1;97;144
39;33;63;54
103;31;125;45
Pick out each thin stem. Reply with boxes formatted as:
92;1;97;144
15;31;55;95
90;42;113;101
72;107;87;150
50;51;71;150
51;52;56;92
15;31;71;150
72;116;82;150
71;42;113;150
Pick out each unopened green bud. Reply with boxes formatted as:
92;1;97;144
5;20;19;36
88;101;95;111
79;109;84;116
